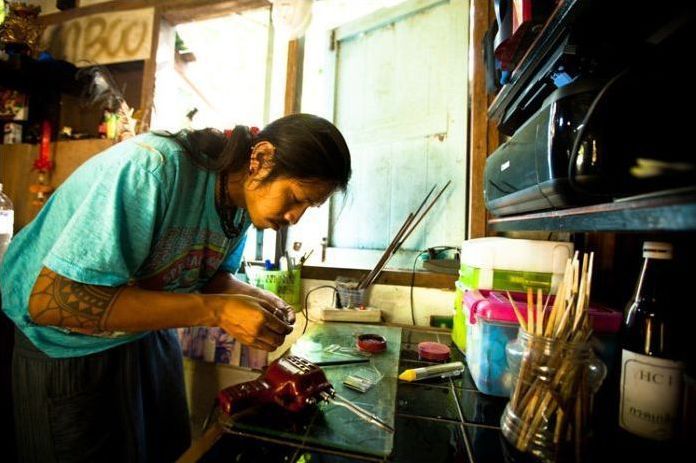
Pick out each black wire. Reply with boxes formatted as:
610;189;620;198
302;285;337;334
410;251;429;326
410;246;460;326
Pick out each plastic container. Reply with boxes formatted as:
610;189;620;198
452;237;573;352
459;237;573;292
0;183;14;265
248;268;301;309
464;289;620;397
335;279;367;308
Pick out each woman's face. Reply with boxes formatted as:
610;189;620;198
244;177;335;230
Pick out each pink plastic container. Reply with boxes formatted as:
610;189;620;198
464;290;621;397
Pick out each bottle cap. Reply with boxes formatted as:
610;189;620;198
643;241;673;260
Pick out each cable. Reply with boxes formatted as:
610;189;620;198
410;246;460;326
302;285;337;334
410;250;429;325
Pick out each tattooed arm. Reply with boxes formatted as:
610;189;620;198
28;267;293;351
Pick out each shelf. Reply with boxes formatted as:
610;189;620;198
488;193;696;232
0;54;81;95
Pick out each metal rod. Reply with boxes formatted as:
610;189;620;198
395;180;452;250
357;185;436;289
359;181;451;290
358;212;415;289
319;391;394;433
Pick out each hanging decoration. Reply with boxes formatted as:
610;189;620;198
29;120;55;206
270;0;313;40
0;2;43;56
77;64;137;141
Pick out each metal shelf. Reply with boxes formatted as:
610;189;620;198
488;193;696;232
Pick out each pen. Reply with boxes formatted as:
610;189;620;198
398;361;465;382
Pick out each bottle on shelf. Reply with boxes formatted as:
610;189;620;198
619;241;684;443
0;183;14;265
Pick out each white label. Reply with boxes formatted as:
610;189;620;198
0;210;14;235
619;349;684;440
501;160;510;172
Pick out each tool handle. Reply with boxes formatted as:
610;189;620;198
217;379;272;416
412;361;465;380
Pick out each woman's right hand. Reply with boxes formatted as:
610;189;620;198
214;294;294;351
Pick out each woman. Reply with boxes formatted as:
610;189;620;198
0;113;351;462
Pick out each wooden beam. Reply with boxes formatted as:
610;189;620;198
162;0;269;25
139;10;161;132
41;0;269;25
284;37;304;115
301;266;456;290
467;0;495;239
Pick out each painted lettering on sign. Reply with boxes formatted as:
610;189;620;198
41;8;153;66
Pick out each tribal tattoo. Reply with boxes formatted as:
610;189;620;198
29;267;124;336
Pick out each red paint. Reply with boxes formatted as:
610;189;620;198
418;341;451;361
356;334;387;353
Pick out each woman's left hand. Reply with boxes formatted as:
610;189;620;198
201;271;296;326
254;289;296;326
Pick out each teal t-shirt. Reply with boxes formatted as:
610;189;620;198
0;133;251;358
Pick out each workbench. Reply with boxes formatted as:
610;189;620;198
191;325;510;462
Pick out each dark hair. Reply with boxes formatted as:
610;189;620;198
161;113;352;191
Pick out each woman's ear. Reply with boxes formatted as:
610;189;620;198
249;141;276;178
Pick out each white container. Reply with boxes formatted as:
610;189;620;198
459;237;573;293
452;237;573;353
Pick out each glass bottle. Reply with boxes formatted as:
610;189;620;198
0;183;14;265
619;241;684;441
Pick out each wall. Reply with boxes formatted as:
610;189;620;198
0;139;114;230
268;277;455;364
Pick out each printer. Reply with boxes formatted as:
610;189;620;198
484;69;696;216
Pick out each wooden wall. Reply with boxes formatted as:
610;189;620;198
0;139;114;231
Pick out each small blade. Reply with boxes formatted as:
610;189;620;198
319;391;394;433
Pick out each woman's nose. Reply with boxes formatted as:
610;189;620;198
284;204;309;225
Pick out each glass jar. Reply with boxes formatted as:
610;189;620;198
500;329;607;463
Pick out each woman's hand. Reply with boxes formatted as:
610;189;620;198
215;294;293;351
253;289;296;326
201;271;296;326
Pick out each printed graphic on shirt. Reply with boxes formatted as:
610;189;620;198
136;227;229;291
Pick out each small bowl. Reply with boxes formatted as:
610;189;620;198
356;334;387;353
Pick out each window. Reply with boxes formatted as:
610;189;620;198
289;0;470;270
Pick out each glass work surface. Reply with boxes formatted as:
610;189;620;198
221;323;402;459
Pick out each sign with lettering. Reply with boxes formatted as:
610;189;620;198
40;8;154;66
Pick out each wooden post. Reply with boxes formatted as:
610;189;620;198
277;37;305;264
467;0;499;238
284;37;305;116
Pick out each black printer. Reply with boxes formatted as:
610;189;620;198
485;65;696;216
484;79;608;216
484;2;696;217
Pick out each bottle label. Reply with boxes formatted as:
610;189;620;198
0;210;14;235
619;349;684;440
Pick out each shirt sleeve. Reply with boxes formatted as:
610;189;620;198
218;233;248;274
43;158;168;287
